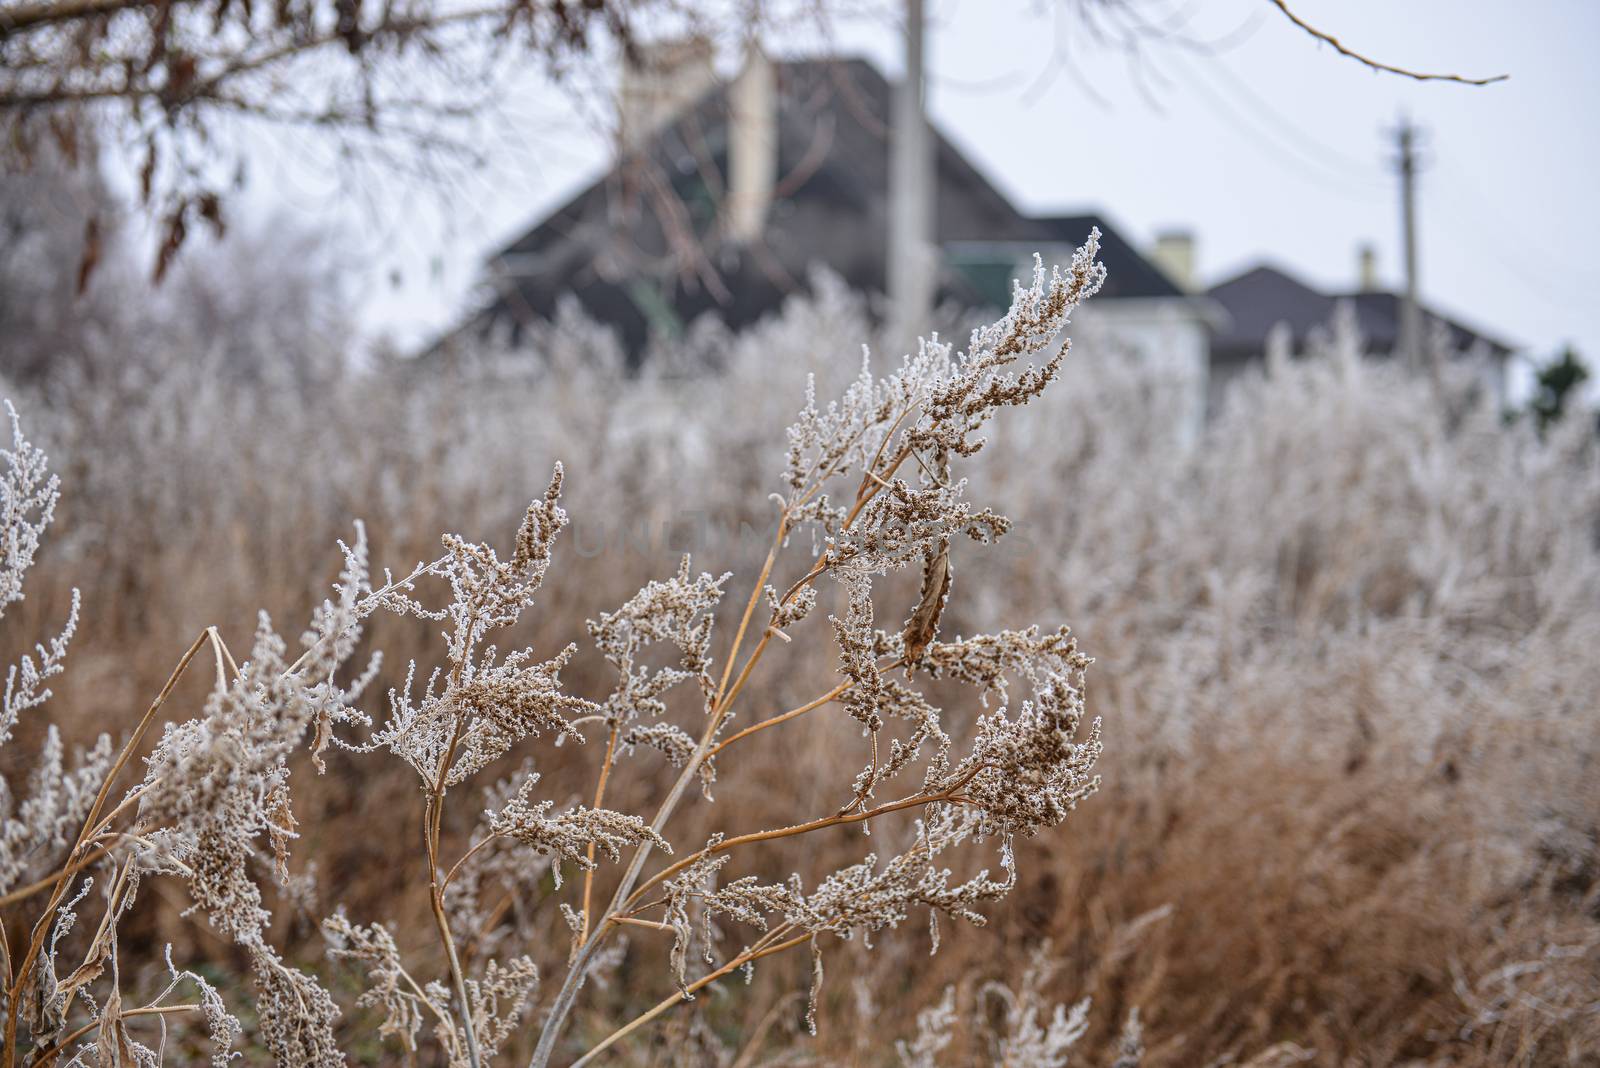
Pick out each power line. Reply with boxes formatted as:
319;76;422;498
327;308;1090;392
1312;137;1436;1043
1167;48;1384;203
1196;50;1383;182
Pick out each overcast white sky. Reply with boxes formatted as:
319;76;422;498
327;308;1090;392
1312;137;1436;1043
258;0;1598;380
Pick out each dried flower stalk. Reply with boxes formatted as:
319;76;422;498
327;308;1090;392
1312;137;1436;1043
0;235;1110;1067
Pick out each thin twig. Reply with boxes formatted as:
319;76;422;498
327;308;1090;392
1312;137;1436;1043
707;682;850;759
1265;0;1507;85
0;776;165;910
627;790;956;911
532;429;927;1066
0;842;111;911
607;915;672;933
713;512;790;709
570;932;813;1067
728;990;810;1068
28;1004;201;1066
575;724;621;951
280;560;435;680
442;835;496;892
3;629;208;1068
425;695;484;1068
529;506;808;1066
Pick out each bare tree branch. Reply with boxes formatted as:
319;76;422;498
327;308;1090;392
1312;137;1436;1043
0;0;681;278
1265;0;1507;85
0;0;154;34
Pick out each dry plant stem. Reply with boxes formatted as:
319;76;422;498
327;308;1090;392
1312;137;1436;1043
279;560;435;681
527;744;699;1065
0;843;112;911
204;625;240;692
3;628;209;1068
30;1004;202;1066
48;855;136;1038
528;519;795;1068
0;778;165;909
727;991;809;1068
626;791;958;910
442;835;495;892
427;691;484;1068
586;777;989;1055
426;799;482;1068
569;930;812;1067
575;724;621;951
534;443;919;1066
706;682;851;759
606;916;671;933
713;513;792;709
529;706;736;1065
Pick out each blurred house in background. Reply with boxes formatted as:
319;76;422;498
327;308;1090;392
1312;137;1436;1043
445;44;1513;427
1206;251;1515;409
448;47;1217;427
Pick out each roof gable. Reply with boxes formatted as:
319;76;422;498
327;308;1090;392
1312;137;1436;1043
1205;263;1512;360
469;56;1177;357
1033;214;1183;300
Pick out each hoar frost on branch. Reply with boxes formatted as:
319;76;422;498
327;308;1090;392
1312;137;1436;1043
0;233;1112;1067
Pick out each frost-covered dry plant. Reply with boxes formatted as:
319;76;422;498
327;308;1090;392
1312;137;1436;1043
890;942;1143;1068
5;219;1599;1064
0;236;1112;1065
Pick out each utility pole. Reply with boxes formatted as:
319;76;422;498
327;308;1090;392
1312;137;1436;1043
1392;117;1424;372
888;0;934;343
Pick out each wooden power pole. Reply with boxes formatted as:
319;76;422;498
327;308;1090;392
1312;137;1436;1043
888;0;934;343
1393;117;1424;371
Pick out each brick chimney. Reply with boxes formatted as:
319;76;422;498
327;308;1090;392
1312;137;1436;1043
726;46;776;244
1152;229;1196;292
1358;243;1380;291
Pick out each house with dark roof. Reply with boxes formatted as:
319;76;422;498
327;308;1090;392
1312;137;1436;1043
1206;257;1515;407
448;46;1219;428
447;45;1517;424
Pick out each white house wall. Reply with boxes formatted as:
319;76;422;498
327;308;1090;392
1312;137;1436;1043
1073;297;1213;446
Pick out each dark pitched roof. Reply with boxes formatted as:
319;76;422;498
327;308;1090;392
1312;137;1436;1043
462;56;1177;360
1004;213;1182;301
1206;263;1514;363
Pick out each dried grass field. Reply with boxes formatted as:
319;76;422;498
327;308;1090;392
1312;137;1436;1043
2;240;1597;1066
